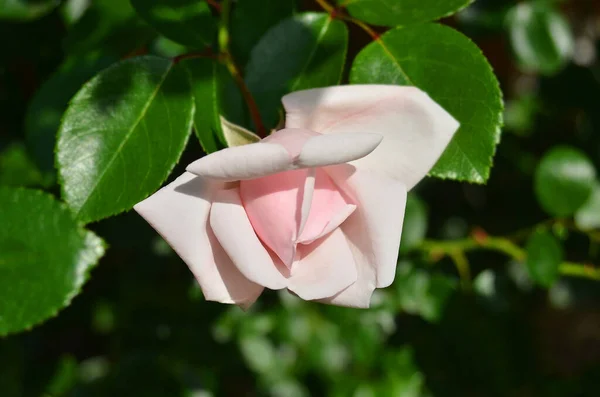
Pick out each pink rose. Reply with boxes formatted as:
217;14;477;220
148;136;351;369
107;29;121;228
135;85;459;308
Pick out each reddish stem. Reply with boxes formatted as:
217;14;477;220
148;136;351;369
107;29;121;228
206;0;221;12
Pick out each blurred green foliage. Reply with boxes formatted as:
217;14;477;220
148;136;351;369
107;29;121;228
2;0;600;396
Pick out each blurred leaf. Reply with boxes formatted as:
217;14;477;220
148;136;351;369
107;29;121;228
575;183;600;230
0;0;59;20
64;0;155;56
400;194;428;252
0;143;50;187
382;348;426;397
25;52;117;174
240;335;277;375
45;355;79;396
130;0;217;48
245;13;348;128
56;56;194;224
394;262;457;323
503;95;539;136
80;354;187;397
152;36;190;57
350;23;503;183
525;230;563;287
60;0;91;25
230;0;296;65
534;146;595;217
507;2;574;75
340;0;472;27
0;187;105;336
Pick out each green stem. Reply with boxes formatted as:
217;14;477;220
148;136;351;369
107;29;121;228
418;234;599;282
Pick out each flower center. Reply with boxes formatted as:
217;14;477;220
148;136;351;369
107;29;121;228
239;168;355;266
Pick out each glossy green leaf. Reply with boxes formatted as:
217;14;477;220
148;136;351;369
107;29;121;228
525;230;563;287
246;13;348;128
64;0;156;56
350;24;503;183
399;194;428;253
0;187;105;336
183;58;225;154
130;0;217;48
0;143;50;187
57;56;194;224
0;0;59;20
534;146;595;217
231;0;296;64
507;2;574;75
575;183;600;230
25;53;117;173
340;0;472;27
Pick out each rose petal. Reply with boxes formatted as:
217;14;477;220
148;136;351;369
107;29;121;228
210;187;288;290
295;132;382;169
327;164;407;289
187;143;291;181
297;168;356;244
134;172;263;307
187;128;382;181
318;223;376;308
282;85;459;190
239;169;309;266
287;228;358;300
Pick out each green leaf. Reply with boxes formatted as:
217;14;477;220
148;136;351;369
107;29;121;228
507;2;574;75
0;143;50;188
56;56;194;224
0;187;105;336
350;24;503;183
394;261;457;323
0;0;59;20
64;0;156;56
246;13;348;128
575;183;600;230
340;0;472;27
231;0;296;65
183;58;257;153
534;146;596;217
25;53;117;173
60;0;91;26
183;58;224;154
130;0;217;48
399;194;428;253
525;230;563;287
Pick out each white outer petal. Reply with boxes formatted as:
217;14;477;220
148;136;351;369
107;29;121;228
327;164;407;288
283;85;459;190
187;143;291;181
288;228;358;301
295;132;382;168
186;129;382;181
134;172;263;307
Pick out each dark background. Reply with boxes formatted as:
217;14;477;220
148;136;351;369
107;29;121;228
2;0;600;396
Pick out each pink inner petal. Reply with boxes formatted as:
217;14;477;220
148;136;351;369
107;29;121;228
240;169;308;266
297;169;355;244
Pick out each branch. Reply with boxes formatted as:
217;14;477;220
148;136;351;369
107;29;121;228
219;0;266;137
